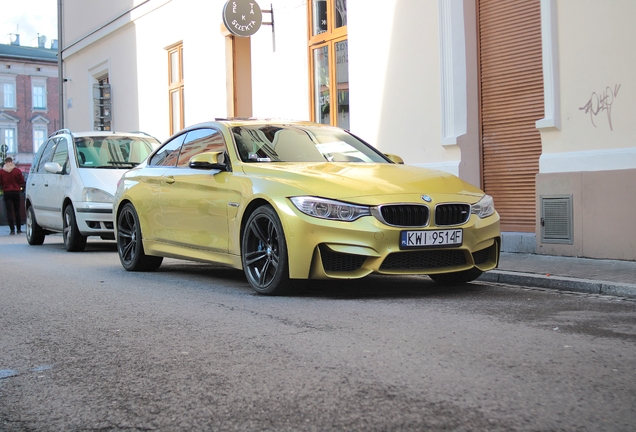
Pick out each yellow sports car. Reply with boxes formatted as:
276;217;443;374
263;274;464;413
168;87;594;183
113;120;500;295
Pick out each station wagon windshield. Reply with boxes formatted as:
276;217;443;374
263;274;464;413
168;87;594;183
232;125;389;163
74;136;158;169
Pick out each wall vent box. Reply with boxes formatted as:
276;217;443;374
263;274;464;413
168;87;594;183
540;195;573;244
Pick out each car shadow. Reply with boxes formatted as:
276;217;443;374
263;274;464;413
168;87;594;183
33;236;118;253
155;261;486;300
296;276;486;300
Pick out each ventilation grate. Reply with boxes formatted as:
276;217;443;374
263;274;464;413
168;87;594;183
541;195;573;244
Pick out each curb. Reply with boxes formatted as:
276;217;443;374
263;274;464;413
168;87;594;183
478;270;636;299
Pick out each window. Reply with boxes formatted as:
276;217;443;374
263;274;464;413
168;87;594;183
149;133;186;167
308;0;349;129
33;127;47;153
93;76;112;131
32;83;46;109
1;127;17;153
51;138;70;173
167;43;185;135
177;128;226;167
2;81;16;108
35;138;58;173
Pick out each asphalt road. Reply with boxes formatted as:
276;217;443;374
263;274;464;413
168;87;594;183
1;234;635;431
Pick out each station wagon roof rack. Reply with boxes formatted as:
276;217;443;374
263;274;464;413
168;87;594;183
49;129;72;138
129;131;160;142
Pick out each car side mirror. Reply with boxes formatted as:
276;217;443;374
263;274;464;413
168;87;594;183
44;162;64;174
384;153;404;164
189;151;228;171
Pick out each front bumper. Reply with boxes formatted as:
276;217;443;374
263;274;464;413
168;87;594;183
75;202;115;236
281;205;501;280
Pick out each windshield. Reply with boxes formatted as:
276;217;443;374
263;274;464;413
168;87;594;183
74;136;159;168
232;125;389;163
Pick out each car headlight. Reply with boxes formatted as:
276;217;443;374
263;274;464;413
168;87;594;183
290;196;370;222
471;194;496;219
82;187;114;203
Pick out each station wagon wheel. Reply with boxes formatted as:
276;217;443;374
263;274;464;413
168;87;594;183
26;206;45;245
117;203;163;271
428;268;483;285
242;206;293;295
63;205;87;252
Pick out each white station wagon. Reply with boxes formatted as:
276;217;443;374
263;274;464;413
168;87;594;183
25;129;160;251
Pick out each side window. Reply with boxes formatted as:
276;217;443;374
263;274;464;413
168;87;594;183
149;133;186;167
35;138;58;173
177;128;226;167
51;138;70;173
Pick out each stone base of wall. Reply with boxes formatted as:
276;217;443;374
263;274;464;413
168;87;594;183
535;168;636;261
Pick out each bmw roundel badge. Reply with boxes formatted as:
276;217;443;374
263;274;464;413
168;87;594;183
421;195;432;202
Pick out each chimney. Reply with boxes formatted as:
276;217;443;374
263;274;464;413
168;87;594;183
10;34;20;46
51;39;58;50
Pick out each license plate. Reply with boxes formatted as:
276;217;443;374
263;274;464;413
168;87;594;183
400;229;463;248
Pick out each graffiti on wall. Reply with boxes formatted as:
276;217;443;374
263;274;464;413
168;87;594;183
579;84;621;131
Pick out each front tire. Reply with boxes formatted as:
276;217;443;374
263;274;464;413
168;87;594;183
242;206;294;295
63;205;87;252
428;268;483;285
117;203;163;271
26;206;45;245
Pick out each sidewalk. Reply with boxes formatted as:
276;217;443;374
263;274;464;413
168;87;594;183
479;252;636;299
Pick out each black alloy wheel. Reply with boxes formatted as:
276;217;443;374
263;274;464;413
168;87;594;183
63;205;87;252
26;206;45;245
117;203;163;271
241;206;293;295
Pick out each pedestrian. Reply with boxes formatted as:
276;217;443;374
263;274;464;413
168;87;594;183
0;157;25;235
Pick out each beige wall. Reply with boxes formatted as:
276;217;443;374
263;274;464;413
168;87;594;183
535;0;636;261
348;0;461;173
539;0;636;168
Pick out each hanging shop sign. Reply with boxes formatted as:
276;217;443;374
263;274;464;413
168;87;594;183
222;0;263;37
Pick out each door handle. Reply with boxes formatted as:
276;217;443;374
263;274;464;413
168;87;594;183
164;176;175;184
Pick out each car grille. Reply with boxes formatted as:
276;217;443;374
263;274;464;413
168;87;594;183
380;250;467;270
378;205;429;227
435;204;470;226
320;246;366;272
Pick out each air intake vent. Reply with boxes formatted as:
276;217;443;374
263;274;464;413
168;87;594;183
540;195;573;244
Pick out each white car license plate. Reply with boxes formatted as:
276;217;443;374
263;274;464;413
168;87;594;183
400;229;463;248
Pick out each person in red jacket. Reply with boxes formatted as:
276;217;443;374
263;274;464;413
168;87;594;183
0;157;25;235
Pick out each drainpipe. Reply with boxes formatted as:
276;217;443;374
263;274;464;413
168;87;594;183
57;0;64;129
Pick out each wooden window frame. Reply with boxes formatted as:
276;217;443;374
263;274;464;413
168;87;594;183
167;42;185;135
308;0;348;126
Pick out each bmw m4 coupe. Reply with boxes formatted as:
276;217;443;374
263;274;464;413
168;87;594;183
113;120;500;295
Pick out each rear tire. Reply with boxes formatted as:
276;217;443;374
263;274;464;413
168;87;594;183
26;206;45;245
428;268;483;285
117;203;163;271
63;205;87;252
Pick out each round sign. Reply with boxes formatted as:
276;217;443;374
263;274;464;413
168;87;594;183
222;0;263;37
1;144;7;152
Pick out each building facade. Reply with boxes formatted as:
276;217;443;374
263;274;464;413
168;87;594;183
0;42;59;172
58;0;636;261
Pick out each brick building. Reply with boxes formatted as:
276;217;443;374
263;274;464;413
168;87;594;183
0;40;59;173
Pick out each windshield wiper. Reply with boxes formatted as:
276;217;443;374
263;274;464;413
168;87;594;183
105;161;138;168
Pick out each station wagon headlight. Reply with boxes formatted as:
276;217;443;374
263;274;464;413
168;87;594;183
83;187;114;203
471;194;495;219
290;197;370;221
